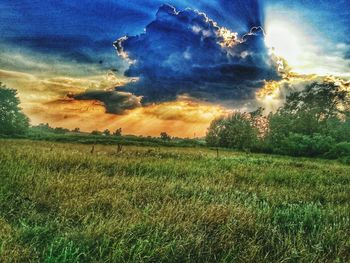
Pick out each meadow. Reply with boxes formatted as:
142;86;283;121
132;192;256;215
0;139;349;262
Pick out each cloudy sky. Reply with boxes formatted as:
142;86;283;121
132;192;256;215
1;0;349;137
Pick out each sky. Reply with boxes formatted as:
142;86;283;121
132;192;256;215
1;0;349;137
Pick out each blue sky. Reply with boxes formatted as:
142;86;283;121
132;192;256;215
1;0;349;135
0;0;349;77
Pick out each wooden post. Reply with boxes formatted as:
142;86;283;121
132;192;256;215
216;148;219;158
90;145;95;154
117;144;123;153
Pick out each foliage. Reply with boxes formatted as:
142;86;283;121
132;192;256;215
206;81;350;160
274;133;335;157
103;129;111;136
53;127;69;134
114;128;122;136
205;117;225;147
0;83;29;135
30;123;69;135
0;140;349;262
91;130;102;136
325;118;350;142
267;82;350;144
324;142;350;159
160;132;171;141
206;112;259;150
20;131;204;148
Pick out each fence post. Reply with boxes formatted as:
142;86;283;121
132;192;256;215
91;145;95;154
117;144;123;153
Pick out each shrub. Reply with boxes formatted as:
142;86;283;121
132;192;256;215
274;133;334;157
325;142;350;159
206;112;259;150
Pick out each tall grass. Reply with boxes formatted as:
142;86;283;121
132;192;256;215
0;140;349;262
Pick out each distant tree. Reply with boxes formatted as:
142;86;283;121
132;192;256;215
160;132;171;141
31;123;70;134
91;130;101;135
73;127;80;133
114;128;122;136
53;127;69;134
32;123;51;133
103;129;111;136
0;83;29;135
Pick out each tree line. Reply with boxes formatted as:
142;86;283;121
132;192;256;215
206;82;350;162
1;81;350;161
0;82;173;141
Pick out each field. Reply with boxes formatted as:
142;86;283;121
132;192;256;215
0;140;349;262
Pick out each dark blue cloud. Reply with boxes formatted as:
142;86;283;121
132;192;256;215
0;0;154;71
72;90;141;114
111;4;280;104
1;0;349;75
0;0;267;72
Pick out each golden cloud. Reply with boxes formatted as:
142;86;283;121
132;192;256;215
1;68;229;137
26;98;228;137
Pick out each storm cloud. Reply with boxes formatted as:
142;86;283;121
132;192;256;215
113;4;280;104
73;90;141;114
73;4;281;113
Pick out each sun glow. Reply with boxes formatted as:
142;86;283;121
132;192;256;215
265;21;307;71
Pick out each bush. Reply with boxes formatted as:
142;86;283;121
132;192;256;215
325;142;350;159
274;133;335;157
339;157;350;165
206;113;259;150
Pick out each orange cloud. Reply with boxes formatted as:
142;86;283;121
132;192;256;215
26;99;229;137
0;69;128;104
1;69;230;137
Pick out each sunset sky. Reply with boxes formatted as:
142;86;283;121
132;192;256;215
1;0;349;137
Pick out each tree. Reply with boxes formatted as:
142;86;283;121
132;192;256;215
114;128;122;136
103;129;111;136
205;117;225;147
54;127;69;134
0;83;29;135
160;132;171;141
73;127;80;133
91;130;101;135
206;112;259;150
267;81;350;144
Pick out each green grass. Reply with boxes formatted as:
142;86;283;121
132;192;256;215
0;140;349;262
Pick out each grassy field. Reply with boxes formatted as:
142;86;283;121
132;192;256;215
0;140;349;262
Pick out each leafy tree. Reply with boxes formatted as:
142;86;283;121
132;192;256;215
73;127;80;133
267;81;350;144
54;127;69;134
0;83;29;135
160;132;171;141
91;130;101;135
275;133;335;157
325;142;350;159
206;112;259;150
325;117;350;142
206;117;226;147
103;129;111;136
32;123;51;133
114;128;122;136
